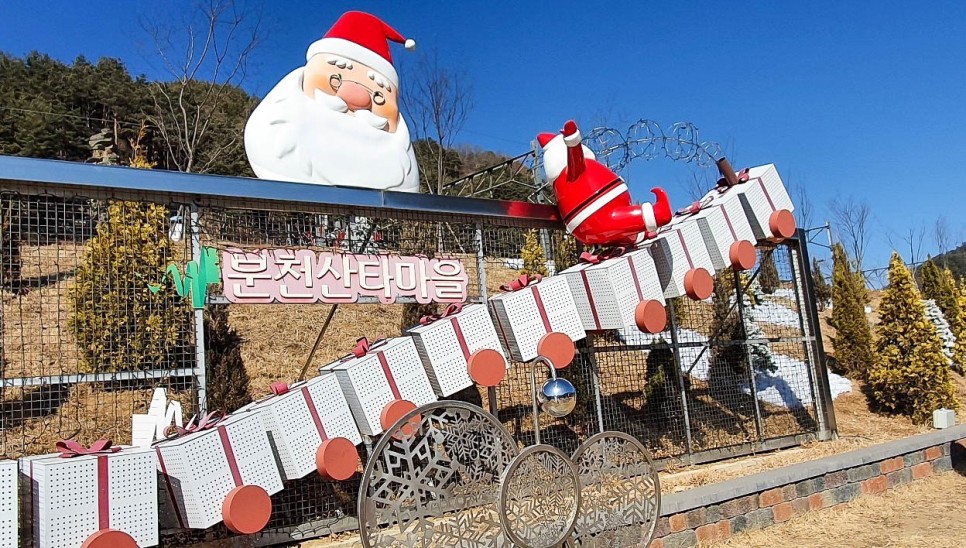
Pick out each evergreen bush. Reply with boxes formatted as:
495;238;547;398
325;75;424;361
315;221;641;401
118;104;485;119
520;229;548;277
827;243;875;379
758;251;781;294
811;257;832;310
867;253;958;422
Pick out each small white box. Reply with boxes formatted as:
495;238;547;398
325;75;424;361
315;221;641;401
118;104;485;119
0;460;17;548
559;248;665;331
675;199;757;272
709;163;794;243
20;446;159;548
933;408;956;429
406;304;508;396
324;337;437;437
649;222;717;299
489;275;586;362
153;412;283;530
239;375;362;481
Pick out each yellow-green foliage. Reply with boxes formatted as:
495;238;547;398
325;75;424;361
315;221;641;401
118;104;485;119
553;233;578;272
951;268;966;371
69;201;191;373
867;253;958;422
520;229;548;277
828;243;874;379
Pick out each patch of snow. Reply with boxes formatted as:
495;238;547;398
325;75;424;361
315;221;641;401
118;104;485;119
503;258;523;269
772;288;797;299
748;300;802;329
744;355;852;408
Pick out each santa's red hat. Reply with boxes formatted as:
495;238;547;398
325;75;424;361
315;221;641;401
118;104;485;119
306;11;415;88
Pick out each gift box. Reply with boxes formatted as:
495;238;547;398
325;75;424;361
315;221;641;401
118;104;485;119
0;460;16;548
20;442;158;548
648;222;716;300
239;376;362;481
711;163;795;243
560;248;666;332
406;304;509;395
323;337;437;437
488;274;586;363
153;411;283;533
674;197;758;272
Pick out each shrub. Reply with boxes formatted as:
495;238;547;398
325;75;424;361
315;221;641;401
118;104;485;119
204;304;251;411
642;341;679;421
827;243;875;379
520;228;548;277
811;257;832;310
553;233;578;273
69;200;191;373
758;251;781;294
867;253;958;422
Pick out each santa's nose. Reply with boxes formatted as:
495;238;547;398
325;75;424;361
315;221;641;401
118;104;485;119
337;81;372;111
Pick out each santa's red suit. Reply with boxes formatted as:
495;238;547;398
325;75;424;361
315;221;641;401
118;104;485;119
539;120;672;247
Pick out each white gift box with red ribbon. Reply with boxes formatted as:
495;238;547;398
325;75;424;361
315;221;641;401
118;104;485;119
238;376;361;481
560;248;664;331
0;460;16;548
488;274;586;362
20;443;158;548
673;197;758;272
323;337;437;437
406;304;508;396
649;221;717;300
153;412;283;530
707;163;795;243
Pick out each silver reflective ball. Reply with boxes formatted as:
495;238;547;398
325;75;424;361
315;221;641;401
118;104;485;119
538;378;577;418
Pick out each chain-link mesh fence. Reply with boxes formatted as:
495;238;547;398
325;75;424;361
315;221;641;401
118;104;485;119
0;179;831;545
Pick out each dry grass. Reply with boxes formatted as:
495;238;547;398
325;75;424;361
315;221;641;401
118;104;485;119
710;471;966;547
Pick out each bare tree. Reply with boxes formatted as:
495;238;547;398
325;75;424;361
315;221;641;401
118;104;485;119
143;0;261;173
829;197;872;271
404;52;473;194
934;215;952;262
792;180;813;230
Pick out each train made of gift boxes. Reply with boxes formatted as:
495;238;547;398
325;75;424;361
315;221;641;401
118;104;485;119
2;162;794;548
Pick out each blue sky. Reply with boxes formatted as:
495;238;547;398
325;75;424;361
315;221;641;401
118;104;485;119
1;1;965;274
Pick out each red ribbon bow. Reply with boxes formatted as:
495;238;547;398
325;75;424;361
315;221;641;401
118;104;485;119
56;439;120;458
675;196;714;217
419;303;465;325
500;273;542;292
716;167;751;193
269;381;290;396
579;247;627;265
343;337;388;360
163;410;225;439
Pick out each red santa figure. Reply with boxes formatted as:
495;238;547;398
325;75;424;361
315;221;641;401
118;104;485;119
538;120;673;247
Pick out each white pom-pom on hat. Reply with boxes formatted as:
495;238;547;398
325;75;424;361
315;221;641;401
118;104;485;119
404;38;416;50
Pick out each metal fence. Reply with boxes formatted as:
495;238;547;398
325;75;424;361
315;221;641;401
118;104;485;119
0;156;835;545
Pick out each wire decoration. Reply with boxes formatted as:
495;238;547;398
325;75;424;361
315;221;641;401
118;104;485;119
581;120;723;172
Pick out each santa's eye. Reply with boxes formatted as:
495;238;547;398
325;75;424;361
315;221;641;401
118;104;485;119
372;91;386;105
329;73;342;91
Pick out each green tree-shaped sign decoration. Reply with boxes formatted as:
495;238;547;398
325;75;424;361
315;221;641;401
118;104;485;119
149;246;220;309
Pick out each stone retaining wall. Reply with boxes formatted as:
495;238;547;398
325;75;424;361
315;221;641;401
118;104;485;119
652;424;966;547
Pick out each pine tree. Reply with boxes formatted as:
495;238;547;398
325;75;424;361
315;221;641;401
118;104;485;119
553;233;578;273
69;130;190;372
204;304;251;411
950;270;966;373
642;341;679;422
811;257;832;311
758;251;781;294
827;243;875;379
920;258;958;321
867;253;958;422
520;229;548;277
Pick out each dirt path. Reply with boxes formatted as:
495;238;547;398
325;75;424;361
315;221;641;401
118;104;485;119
712;472;966;547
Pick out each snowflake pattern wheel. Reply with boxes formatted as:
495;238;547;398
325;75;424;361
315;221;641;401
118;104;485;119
358;401;519;548
570;432;661;547
498;444;581;548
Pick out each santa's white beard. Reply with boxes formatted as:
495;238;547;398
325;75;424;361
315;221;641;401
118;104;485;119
244;68;419;192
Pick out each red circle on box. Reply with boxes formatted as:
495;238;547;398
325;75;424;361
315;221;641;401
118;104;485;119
222;485;272;535
684;268;714;300
769;210;796;241
729;240;757;271
381;399;421;439
635;300;667;333
468;348;506;387
537;332;575;369
82;529;137;548
316;437;360;481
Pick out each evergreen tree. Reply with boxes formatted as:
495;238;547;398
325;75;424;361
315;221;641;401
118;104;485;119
811;257;832;311
553;233;578;274
920;258;958;322
758;251;781;294
520;229;548;277
642;341;679;422
867;253;958;422
204;304;251;411
827;243;875;379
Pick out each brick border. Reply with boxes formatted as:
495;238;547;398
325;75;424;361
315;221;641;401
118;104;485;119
650;425;966;548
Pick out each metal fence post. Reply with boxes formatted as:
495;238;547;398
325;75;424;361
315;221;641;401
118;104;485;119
191;204;207;414
792;230;837;439
666;299;694;457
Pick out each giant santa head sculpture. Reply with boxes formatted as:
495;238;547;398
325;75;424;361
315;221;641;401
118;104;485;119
538;120;673;247
245;11;419;191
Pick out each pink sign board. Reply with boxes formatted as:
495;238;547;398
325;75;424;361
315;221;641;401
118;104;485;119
221;249;469;304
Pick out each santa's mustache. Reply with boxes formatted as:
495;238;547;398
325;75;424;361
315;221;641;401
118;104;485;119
311;88;389;131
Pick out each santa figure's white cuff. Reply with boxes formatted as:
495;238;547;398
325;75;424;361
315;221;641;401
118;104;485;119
563;129;582;147
642;203;657;233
